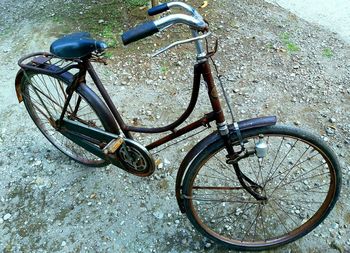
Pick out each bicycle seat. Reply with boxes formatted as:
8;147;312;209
50;32;107;59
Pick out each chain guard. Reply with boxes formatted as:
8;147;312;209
114;138;155;177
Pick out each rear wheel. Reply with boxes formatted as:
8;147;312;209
182;125;341;250
21;70;111;167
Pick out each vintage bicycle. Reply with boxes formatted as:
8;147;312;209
15;1;341;251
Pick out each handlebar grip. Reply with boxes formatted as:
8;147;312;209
121;21;159;45
148;3;169;16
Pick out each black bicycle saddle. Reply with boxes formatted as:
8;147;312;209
50;32;107;59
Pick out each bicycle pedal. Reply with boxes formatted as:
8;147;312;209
103;137;124;155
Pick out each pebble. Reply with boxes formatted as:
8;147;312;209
325;127;335;136
61;241;67;247
153;211;164;220
3;213;11;221
0;218;3;224
205;242;212;248
233;89;240;93
32;160;42;167
329;118;336;123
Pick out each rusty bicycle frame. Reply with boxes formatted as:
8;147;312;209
87;59;224;149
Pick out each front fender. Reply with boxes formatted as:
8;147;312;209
175;116;277;212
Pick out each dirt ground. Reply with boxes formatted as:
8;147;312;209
0;0;349;252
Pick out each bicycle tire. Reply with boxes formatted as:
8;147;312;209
20;70;114;167
182;125;341;251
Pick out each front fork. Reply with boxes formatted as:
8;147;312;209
218;123;267;201
201;60;267;201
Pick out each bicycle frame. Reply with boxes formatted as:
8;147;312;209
62;56;227;151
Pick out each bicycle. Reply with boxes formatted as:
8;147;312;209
15;1;341;251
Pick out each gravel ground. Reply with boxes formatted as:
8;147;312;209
0;0;349;252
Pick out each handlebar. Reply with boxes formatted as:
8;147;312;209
148;3;169;16
121;21;159;45
148;2;202;19
121;2;208;46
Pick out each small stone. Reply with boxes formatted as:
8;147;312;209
325;127;335;136
163;158;171;167
98;19;104;24
153;211;164;219
32;160;42;167
0;218;3;224
174;219;180;224
61;241;67;247
3;213;11;221
205;242;212;248
329;118;336;123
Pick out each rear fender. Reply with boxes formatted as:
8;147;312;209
15;69;24;102
15;63;120;134
175;116;277;212
15;63;74;103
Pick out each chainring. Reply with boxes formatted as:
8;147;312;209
116;138;155;177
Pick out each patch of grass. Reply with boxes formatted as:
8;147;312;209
101;25;118;47
103;51;114;59
280;32;300;53
266;43;274;50
322;48;333;58
160;65;168;74
126;0;149;7
50;0;147;40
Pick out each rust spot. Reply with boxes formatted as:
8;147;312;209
210;87;219;99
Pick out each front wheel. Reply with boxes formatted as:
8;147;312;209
182;125;341;251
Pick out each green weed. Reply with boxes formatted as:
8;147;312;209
126;0;149;7
103;51;114;59
101;25;118;47
280;32;300;53
160;65;168;74
322;48;333;58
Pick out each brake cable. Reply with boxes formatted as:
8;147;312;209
206;38;244;147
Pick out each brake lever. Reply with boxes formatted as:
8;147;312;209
151;32;212;57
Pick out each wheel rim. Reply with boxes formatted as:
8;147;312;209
22;72;106;165
186;133;337;248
